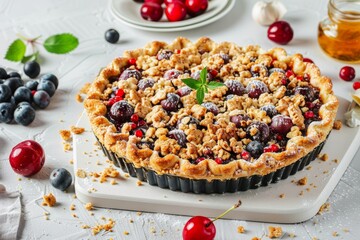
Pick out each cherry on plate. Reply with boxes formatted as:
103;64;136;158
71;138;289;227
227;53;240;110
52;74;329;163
267;20;294;45
9;140;45;177
185;0;208;17
353;82;360;90
165;1;187;21
164;0;185;5
140;2;163;21
183;216;216;240
339;66;356;81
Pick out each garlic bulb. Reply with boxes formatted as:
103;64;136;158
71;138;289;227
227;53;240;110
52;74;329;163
252;0;287;26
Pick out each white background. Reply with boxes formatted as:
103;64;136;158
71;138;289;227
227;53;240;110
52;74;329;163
0;0;360;239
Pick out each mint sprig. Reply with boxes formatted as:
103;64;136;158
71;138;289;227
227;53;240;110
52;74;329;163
4;33;79;63
181;67;225;104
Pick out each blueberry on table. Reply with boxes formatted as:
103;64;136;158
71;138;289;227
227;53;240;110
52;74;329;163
33;90;50;109
105;29;120;44
0;102;15;123
14;104;35;126
25;80;39;91
50;168;72;191
8;71;21;79
14;86;32;103
0;84;12;102
23;61;40;78
0;68;8;79
37;80;56;97
40;74;59;89
4;77;24;94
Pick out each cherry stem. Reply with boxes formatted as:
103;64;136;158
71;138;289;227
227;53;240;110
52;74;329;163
205;200;242;228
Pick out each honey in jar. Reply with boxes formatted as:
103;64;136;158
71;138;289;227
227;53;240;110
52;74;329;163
318;0;360;62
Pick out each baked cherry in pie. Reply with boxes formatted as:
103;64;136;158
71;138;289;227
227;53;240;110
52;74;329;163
84;37;338;193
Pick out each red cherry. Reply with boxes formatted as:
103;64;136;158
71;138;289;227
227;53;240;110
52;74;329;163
108;96;123;106
128;58;137;65
131;113;139;123
9;140;45;177
304;111;314;119
145;0;163;4
303;58;314;63
135;129;143;138
140;2;163;21
267;21;294;45
241;151;250;160
185;0;208;17
296;75;303;81
339;66;356;81
209;69;218;78
353;82;360;90
164;0;185;5
130;123;137;130
183;216;216;240
214;157;223;164
165;2;187;22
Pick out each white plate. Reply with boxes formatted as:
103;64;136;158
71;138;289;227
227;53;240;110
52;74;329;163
110;0;229;28
110;0;236;32
73;96;360;223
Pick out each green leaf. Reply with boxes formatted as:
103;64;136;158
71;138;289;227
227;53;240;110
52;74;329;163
21;51;39;63
5;39;26;62
43;33;79;54
199;67;208;84
182;78;203;90
207;81;225;90
196;87;205;104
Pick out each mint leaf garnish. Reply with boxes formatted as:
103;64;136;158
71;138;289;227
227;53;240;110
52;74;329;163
43;33;79;54
21;51;39;63
5;39;26;62
181;67;225;104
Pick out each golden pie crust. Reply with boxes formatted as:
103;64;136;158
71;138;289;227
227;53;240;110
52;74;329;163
84;37;338;181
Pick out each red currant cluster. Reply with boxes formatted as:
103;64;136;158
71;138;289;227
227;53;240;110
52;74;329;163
137;0;208;22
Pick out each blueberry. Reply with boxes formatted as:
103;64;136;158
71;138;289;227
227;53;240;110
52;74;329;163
138;78;154;91
14;104;35;126
230;114;250;128
23;61;40;78
246;121;270;142
3;77;24;94
50;168;72;191
294;86;316;102
157;50;173;61
109;100;134;123
0;84;12;102
25;80;39;91
0;68;8;79
14;86;32;103
33;90;50;109
17;101;31;107
161;93;181;112
8;71;21;78
0;102;15;123
37;80;56;97
168;129;187;147
105;29;120;44
119;69;142;80
246;141;264;158
40;74;58;89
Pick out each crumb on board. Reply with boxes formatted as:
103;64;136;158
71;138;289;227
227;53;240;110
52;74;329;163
279;194;285;199
124;173;130;178
63;142;72;151
91;218;115;236
251;237;261;240
69;159;74;165
333;120;342;130
268;226;282;238
317;202;330;215
99;167;120;183
76;169;87;178
124;231;129;235
42;193;56;207
150;227;156;233
333;159;339;164
288;233;296;238
130;219;134;223
70;126;85;134
76;94;83;103
137;212;142;216
136;180;143;186
70;204;76;210
72;213;78;218
111;179;117;185
81;225;90;229
317;153;329;161
85;202;93;211
237;225;245;234
332;231;339;237
44;215;49;220
59;130;71;141
72;194;77;199
297;177;308;186
306;166;312;170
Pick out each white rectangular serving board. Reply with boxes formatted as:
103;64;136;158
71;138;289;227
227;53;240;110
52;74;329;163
73;96;360;223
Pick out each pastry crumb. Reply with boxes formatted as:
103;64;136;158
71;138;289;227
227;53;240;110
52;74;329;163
44;215;49;220
136;180;143;186
85;202;93;211
70;126;85;134
252;237;261;240
76;94;83;103
288;232;296;238
268;226;282;238
306;166;312;170
42;193;56;207
150;227;156;233
76;169;87;178
124;173;130;178
318;153;329;161
297;177;308;186
72;194;77;199
279;194;285;198
124;231;129;235
333;120;342;130
342;228;350;233
110;179;117;185
332;231;339;236
72;213;78;218
70;204;76;210
69;159;74;165
63;142;72;151
81;224;90;229
237;225;245;233
137;212;142;216
59;130;71;141
333;159;339;164
91;218;115;235
317;202;330;215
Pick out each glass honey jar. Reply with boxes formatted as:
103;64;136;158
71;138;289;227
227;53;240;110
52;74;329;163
318;0;360;62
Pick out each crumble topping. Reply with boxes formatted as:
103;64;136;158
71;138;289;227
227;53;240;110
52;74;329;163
333;120;342;130
91;218;115;235
237;225;245;233
268;226;283;238
59;130;71;141
297;177;308;186
42;193;56;207
70;126;85;134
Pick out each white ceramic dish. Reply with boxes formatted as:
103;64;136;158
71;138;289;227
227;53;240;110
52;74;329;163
74;96;360;223
109;0;236;32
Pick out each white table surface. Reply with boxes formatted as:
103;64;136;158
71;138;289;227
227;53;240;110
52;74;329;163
0;0;359;239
